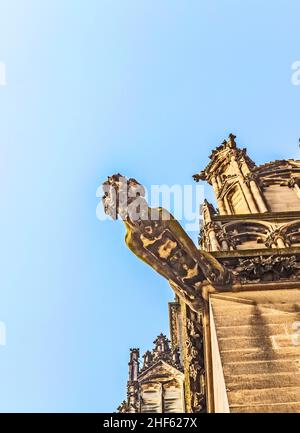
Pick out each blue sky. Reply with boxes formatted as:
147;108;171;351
0;0;299;412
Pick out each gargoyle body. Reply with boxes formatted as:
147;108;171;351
102;174;232;311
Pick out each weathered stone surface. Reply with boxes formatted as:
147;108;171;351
217;347;300;363
226;372;300;391
230;402;300;413
228;386;300;406
210;290;300;412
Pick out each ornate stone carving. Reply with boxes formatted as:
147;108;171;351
118;334;185;413
200;200;217;221
228;133;237;148
122;348;141;413
142;351;154;370
244;171;264;190
126;382;140;413
193;134;256;184
265;229;286;248
199;221;222;251
234;255;298;283
102;174;232;312
140;333;182;373
169;301;180;348
111;137;300;414
185;316;205;413
288;176;300;188
216;229;238;251
200;221;239;251
117;400;128;413
198;226;210;250
204;221;219;232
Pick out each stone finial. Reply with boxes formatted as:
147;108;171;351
142;350;153;369
140;333;183;373
153;333;171;353
228;133;237;148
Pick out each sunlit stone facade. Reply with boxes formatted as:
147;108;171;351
106;135;300;413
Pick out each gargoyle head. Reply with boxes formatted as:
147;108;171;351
102;173;146;220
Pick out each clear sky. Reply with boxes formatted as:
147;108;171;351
0;0;299;412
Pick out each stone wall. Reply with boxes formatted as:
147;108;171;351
209;289;300;412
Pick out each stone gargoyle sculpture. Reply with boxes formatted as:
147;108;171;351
102;174;232;312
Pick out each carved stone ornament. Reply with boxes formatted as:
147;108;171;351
264;229;286;248
117;400;128;413
234;255;298;283
102;174;232;312
140;333;183;373
244;171;263;189
288;176;300;188
185;316;205;413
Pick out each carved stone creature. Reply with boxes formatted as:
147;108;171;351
102;174;232;312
